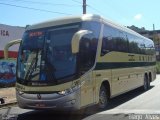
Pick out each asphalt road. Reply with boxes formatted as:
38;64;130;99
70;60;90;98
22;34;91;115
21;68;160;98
1;75;160;120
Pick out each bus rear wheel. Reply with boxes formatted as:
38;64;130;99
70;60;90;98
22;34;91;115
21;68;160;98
98;85;108;109
144;74;150;91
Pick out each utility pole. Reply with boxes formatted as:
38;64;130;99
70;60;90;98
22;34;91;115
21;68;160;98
153;24;155;31
83;0;86;14
153;24;159;60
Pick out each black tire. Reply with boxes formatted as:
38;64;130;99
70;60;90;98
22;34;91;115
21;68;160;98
144;75;150;91
147;76;151;89
98;85;108;109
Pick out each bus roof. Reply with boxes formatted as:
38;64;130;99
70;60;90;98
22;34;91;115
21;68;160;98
26;14;101;30
26;14;153;43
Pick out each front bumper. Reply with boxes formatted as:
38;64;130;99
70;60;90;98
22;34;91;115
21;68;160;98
16;90;80;111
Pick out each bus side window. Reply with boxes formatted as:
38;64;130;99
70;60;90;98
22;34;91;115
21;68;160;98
101;25;129;56
101;25;114;56
116;31;128;52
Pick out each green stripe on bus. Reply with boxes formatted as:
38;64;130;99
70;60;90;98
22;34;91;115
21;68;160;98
95;62;156;70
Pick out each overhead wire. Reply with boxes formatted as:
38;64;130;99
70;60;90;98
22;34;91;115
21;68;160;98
0;2;72;15
86;0;127;25
87;4;104;15
71;0;82;5
0;0;81;7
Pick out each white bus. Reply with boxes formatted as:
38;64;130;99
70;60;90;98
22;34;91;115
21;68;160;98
16;14;156;110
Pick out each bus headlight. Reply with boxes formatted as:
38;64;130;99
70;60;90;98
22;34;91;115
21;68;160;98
58;81;85;95
17;90;25;95
58;88;73;95
58;86;79;95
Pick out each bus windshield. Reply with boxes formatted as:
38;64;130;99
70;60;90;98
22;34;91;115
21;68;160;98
17;24;80;85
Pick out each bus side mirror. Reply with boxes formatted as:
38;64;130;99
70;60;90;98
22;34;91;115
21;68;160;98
4;39;22;59
71;30;92;53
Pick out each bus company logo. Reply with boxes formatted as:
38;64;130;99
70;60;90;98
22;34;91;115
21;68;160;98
0;29;9;36
37;94;41;99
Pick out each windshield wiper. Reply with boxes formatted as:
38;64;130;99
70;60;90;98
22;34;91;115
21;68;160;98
34;50;39;70
24;50;40;80
24;57;36;80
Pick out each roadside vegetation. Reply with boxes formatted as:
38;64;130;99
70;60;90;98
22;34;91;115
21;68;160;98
156;62;160;74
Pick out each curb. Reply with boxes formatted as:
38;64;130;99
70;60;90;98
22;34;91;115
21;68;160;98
0;101;17;108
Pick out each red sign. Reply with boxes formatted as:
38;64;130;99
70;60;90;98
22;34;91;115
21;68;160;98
29;31;43;37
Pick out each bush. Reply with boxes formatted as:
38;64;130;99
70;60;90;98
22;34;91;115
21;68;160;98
156;62;160;74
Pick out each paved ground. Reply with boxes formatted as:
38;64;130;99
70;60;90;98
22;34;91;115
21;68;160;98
0;75;160;120
0;87;16;106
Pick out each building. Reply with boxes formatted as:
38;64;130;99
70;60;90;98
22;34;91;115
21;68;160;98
0;24;25;59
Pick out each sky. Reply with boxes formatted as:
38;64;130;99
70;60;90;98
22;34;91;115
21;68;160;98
0;0;160;30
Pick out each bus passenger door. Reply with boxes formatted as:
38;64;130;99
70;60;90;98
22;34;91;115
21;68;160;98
80;72;95;107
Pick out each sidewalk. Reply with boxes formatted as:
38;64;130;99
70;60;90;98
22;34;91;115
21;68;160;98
0;87;16;107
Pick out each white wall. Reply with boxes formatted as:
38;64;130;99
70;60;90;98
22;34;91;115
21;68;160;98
0;24;25;51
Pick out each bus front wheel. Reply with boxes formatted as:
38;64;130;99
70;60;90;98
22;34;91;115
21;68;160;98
98;85;108;109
